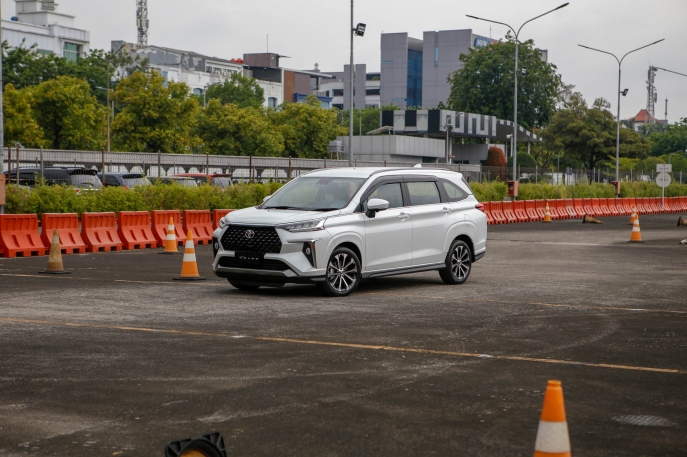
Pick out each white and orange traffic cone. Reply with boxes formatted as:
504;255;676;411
542;204;552;223
629;206;637;225
173;230;206;281
39;230;71;275
629;215;644;243
582;214;602;224
677;216;687;227
160;217;180;255
533;380;571;457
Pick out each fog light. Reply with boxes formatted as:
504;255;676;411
302;242;316;268
305;247;311;255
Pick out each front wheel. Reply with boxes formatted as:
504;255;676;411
439;240;472;285
318;247;361;297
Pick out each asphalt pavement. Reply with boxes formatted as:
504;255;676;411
0;213;686;456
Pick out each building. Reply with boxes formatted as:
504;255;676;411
113;41;245;98
2;0;90;62
628;109;667;131
318;64;381;110
381;30;547;109
243;53;333;108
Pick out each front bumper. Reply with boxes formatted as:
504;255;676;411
212;227;329;285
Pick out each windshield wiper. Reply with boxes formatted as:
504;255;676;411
311;208;340;211
264;206;306;210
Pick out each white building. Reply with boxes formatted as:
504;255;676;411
1;0;90;61
113;43;284;108
319;64;381;110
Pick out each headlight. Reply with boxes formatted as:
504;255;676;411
277;219;326;232
218;217;229;229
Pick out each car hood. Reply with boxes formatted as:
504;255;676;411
226;206;342;225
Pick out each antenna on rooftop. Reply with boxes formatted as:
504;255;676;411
137;0;149;47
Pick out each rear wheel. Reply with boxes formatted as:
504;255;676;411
228;280;260;291
318;247;361;297
439;240;472;285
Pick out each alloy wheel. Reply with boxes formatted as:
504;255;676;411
451;244;471;281
326;252;358;294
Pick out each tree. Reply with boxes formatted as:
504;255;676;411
269;96;347;158
446;38;561;129
337;104;399;136
540;93;650;169
195;100;284;156
486;146;506;167
648;119;687;156
31;76;105;150
112;72;201;153
205;73;265;109
508;152;537;169
2;41;62;89
3;83;46;148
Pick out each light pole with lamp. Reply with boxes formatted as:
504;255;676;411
444;112;464;165
578;39;664;194
348;0;365;167
467;3;569;191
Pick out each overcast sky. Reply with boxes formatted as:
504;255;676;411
4;0;686;122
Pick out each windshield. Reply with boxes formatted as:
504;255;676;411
122;177;151;187
70;174;102;189
264;177;366;210
211;177;233;188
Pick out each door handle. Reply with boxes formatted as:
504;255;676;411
441;207;452;214
398;212;410;219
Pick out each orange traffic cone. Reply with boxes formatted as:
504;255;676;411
173;230;206;281
582;214;602;224
160;217;180;255
542;204;552;223
677;216;687;227
39;230;71;275
533;380;571;457
629;214;644;243
629;206;637;225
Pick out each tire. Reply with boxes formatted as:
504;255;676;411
228;280;260;291
439;240;472;285
318;247;361;297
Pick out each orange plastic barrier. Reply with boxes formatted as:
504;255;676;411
212;209;235;230
670;197;684;212
0;214;47;258
590;198;604;217
606;198;621;216
545;200;561;220
555;199;570;219
525;200;540;221
535;200;547;219
151;210;184;246
598;198;611;216
636;197;652;214
483;202;495;225
40;213;87;254
513;201;529;222
621;197;635;215
572;199;587;218
117;211;158;250
653;197;666;213
680;196;687;211
580;198;594;216
183;210;213;245
501;201;518;223
564;199;577;218
490;201;507;224
82;212;123;252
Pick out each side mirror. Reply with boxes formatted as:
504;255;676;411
365;198;389;218
263;195;272;203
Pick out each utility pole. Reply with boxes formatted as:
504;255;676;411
348;0;354;167
0;0;4;214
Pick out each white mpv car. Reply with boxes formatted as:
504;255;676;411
212;167;487;296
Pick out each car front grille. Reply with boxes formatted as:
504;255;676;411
217;256;290;271
220;226;282;254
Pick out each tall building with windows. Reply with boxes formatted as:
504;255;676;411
317;64;381;110
1;0;90;62
381;29;498;109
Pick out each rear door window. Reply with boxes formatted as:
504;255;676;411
406;182;441;206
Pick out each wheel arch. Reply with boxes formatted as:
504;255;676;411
335;241;363;265
453;234;475;261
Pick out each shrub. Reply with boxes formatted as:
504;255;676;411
486;146;507;167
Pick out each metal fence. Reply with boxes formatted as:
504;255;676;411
481;166;686;185
0;148;483;184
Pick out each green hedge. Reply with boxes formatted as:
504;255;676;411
3;180;686;216
5;182;283;217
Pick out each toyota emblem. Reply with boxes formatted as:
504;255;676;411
244;230;255;239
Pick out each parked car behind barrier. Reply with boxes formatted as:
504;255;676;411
157;177;198;187
64;168;102;190
4;168;71;186
98;173;151;188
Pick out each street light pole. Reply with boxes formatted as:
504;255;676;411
467;3;568;188
578;39;665;191
0;0;4;214
348;0;354;167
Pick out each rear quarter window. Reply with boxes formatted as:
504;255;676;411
441;180;469;202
